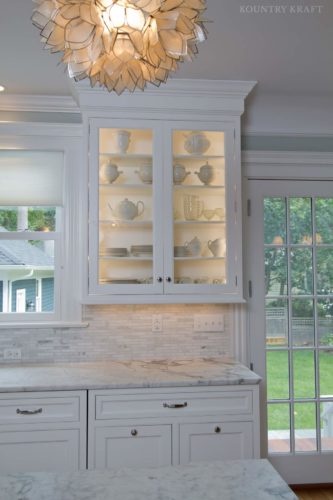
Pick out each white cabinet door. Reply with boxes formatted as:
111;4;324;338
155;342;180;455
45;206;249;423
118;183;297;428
0;429;82;473
179;421;253;465
93;424;172;469
87;119;165;298
164;122;242;299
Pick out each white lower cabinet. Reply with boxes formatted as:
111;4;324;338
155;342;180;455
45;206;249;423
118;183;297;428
89;385;259;470
0;391;87;473
0;384;259;473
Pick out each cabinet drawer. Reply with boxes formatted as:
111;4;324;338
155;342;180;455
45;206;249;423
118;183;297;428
95;390;253;420
0;395;80;425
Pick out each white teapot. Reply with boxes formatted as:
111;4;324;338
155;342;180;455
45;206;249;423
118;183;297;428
108;198;145;220
101;162;123;183
195;162;215;185
184;132;210;155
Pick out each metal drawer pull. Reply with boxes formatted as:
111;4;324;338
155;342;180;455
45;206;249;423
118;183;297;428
163;402;188;409
131;429;138;436
16;408;43;416
215;426;221;434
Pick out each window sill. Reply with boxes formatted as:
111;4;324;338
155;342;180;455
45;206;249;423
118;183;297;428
0;321;89;329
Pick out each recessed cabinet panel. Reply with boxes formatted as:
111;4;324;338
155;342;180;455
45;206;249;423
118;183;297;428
94;425;172;469
179;421;253;465
0;429;82;473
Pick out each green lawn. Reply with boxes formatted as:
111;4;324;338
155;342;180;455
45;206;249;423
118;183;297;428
266;349;333;430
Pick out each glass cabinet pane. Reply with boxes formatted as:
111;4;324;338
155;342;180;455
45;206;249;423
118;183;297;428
172;130;226;285
98;127;154;285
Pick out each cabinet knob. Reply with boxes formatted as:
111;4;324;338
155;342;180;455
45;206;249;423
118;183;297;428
131;429;138;436
157;277;163;283
214;426;221;434
166;277;172;283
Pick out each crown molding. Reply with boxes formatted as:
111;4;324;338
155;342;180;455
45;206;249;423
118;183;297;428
242;150;333;164
243;129;333;138
71;78;257;99
0;94;79;113
70;78;257;117
242;150;333;180
0;121;82;137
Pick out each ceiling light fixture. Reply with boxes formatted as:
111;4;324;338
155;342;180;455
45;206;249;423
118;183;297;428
32;0;207;95
0;85;5;92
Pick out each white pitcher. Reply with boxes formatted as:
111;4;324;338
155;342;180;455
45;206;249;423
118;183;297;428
208;238;225;257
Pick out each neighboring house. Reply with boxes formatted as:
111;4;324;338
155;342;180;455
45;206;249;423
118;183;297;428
0;227;54;313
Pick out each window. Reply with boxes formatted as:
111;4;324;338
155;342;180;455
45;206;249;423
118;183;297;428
0;139;82;326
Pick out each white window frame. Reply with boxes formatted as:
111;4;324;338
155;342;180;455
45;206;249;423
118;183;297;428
0;122;85;328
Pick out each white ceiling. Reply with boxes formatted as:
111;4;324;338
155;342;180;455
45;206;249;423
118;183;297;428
0;0;333;133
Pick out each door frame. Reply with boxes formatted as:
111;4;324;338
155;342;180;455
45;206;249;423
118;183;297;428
243;150;333;484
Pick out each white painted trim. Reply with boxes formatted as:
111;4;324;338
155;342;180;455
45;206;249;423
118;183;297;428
72;79;257;117
231;304;249;365
0;94;79;113
242;150;333;180
0;122;82;137
0;132;84;325
243;129;333;139
0;322;89;329
71;78;257;101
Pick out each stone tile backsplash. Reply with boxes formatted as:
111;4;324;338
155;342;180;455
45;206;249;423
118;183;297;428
0;304;233;364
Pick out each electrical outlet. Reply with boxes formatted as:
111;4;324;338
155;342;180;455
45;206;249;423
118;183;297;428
152;314;163;332
4;348;22;360
194;314;224;332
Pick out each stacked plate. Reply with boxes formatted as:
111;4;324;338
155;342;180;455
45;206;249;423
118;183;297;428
105;247;128;257
130;245;153;257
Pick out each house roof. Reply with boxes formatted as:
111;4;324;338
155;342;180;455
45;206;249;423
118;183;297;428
0;227;53;267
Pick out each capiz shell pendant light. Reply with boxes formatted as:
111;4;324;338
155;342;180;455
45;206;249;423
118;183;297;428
32;0;207;94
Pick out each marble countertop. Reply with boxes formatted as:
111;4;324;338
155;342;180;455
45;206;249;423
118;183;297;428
0;459;296;500
0;358;260;392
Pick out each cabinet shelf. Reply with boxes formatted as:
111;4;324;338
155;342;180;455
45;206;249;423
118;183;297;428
173;184;225;190
173;154;224;160
99;183;152;189
174;220;225;225
174;256;225;261
99;220;152;227
100;255;153;261
100;153;152;161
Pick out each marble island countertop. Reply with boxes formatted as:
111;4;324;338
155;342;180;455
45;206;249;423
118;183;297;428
0;358;260;392
0;459;296;500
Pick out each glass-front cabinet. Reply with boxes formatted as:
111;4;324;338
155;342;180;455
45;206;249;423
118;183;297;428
87;118;242;303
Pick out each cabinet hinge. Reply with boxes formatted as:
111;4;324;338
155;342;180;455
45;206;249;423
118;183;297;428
248;280;253;298
235;275;238;287
250;362;254;371
247;199;251;217
234;200;237;213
